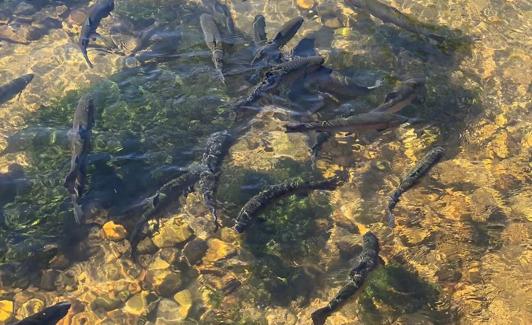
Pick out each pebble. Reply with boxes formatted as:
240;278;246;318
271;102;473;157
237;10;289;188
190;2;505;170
203;239;237;264
0;300;13;322
152;220;193;249
182;238;208;265
124;291;148;316
173;289;193;320
296;0;316;10
155;299;185;324
39;269;59;291
102;221;128;241
147;270;182;297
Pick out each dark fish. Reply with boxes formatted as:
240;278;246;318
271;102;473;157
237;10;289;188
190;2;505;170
285;111;414;133
79;0;115;68
64;95;95;224
0;74;33;105
236;55;325;109
308;69;382;99
13;301;71;325
292;37;317;57
311;232;380;325
252;15;267;46
346;0;445;42
201;0;235;35
129;171;199;260
234;177;342;233
130;21;161;55
310;131;331;168
197;130;233;230
200;13;225;84
387;146;444;227
252;16;304;65
372;78;425;113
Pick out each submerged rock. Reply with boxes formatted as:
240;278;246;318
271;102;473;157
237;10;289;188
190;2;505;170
173;289;193;320
39;269;59;291
124;291;149;316
147;269;182;297
152;220;193;249
0;300;13;323
102;221;128;241
155;298;185;324
182;238;208;265
203;239;237;264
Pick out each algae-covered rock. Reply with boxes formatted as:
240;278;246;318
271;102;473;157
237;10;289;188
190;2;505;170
203;239;237;264
152;219;193;249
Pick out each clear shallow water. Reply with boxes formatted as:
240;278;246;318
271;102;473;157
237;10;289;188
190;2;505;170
0;0;530;324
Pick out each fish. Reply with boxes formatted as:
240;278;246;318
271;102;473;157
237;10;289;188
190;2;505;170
236;55;325;109
129;21;161;55
252;16;304;65
197;130;233;230
372;78;425;113
201;0;236;35
64;95;95;224
346;0;445;42
292;37;317;57
310;131;331;168
13;301;71;325
386;146;444;227
252;15;267;46
0;74;33;105
285;111;415;133
200;14;225;84
79;0;115;68
129;170;199;260
309;70;383;99
234;177;342;233
311;232;380;325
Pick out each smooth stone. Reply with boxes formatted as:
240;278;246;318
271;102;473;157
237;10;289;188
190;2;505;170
91;295;123;312
147;270;182;297
14;2;36;16
182;238;208;265
102;221;128;241
296;0;315;10
136;237;158;255
49;254;70;269
124;291;148;316
152;220;193;249
155;299;184;324
18;298;44;319
173;289;193;319
0;300;13;322
39;269;59;291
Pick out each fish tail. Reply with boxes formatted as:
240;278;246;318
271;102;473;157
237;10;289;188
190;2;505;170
64;169;80;195
311;306;331;325
73;202;83;224
386;209;395;228
80;46;94;68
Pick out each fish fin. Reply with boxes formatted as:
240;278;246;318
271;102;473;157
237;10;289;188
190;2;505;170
367;79;383;90
311;306;331;325
73;202;83;224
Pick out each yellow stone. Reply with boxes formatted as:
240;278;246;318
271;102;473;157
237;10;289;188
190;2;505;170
0;300;13;322
149;257;171;270
296;0;315;9
102;221;127;241
124;291;148;316
203;239;237;264
174;289;193;319
152;220;193;248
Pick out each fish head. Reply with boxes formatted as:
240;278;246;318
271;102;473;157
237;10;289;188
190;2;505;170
403;77;426;89
21;74;34;85
362;232;379;251
27;302;71;323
